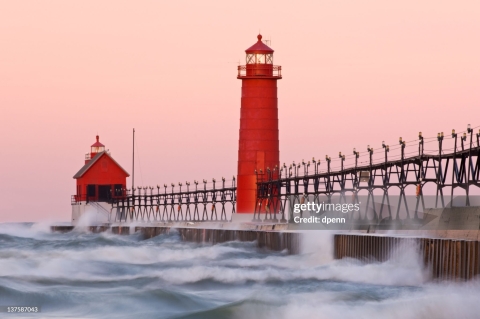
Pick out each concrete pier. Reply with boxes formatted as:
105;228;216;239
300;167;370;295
50;206;480;280
135;226;301;254
51;224;300;254
50;225;109;233
111;226;130;235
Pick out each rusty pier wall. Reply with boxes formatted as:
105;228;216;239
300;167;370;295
109;226;301;254
334;234;480;281
50;225;109;233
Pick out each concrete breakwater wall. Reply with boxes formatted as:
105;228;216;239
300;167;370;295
50;225;480;279
334;234;480;281
50;225;300;253
50;225;109;233
110;226;301;254
50;225;300;254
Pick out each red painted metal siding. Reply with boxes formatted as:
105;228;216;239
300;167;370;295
76;154;128;201
237;77;280;213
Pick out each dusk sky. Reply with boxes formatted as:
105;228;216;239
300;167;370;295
1;1;479;222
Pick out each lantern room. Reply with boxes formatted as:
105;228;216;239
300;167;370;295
238;34;281;78
245;34;274;64
87;135;105;163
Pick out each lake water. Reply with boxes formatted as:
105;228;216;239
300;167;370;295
1;223;480;319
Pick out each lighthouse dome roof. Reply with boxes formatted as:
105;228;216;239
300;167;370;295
91;135;105;147
245;34;274;54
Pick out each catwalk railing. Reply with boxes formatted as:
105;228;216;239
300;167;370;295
111;126;480;223
237;65;282;78
255;127;480;222
111;179;236;222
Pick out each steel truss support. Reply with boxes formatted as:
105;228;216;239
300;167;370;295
256;144;480;222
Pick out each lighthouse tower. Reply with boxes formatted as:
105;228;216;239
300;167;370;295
236;34;282;213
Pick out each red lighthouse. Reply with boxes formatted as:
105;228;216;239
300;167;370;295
71;135;129;223
236;34;282;213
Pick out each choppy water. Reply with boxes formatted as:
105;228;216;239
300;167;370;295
1;223;480;319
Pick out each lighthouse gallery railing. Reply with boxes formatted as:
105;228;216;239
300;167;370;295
237;65;282;78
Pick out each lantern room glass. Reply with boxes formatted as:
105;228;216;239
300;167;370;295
91;146;105;154
246;53;273;64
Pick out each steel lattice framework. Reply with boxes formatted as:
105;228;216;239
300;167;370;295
112;128;480;223
254;130;480;222
112;179;236;222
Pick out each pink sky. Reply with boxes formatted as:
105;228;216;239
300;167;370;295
0;1;479;222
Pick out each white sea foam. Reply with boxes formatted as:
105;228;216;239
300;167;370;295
0;221;53;238
231;282;480;319
1;223;479;319
74;208;103;228
0;231;426;286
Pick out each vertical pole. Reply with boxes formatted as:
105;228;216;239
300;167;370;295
466;126;473;206
397;138;407;219
380;143;389;220
132;128;135;191
354;151;358;188
415;133;425;218
451;131;457;208
339;153;345;203
326;156;331;203
367;147;376;220
436;133;445;208
419;134;424;186
352;150;359;219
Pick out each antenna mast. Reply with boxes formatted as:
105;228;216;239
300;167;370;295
132;128;135;192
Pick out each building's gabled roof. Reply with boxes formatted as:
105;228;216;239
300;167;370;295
73;151;130;179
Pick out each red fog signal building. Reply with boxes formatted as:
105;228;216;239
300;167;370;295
71;135;129;223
